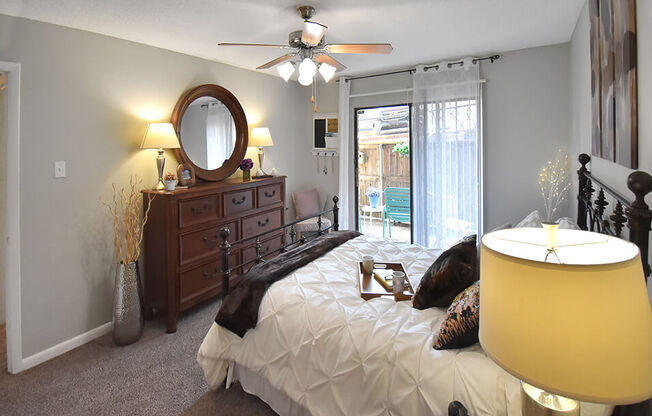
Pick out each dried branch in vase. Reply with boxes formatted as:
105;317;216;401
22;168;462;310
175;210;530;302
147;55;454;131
101;176;155;265
538;151;572;223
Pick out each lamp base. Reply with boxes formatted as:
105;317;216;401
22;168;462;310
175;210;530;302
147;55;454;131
155;149;165;190
521;382;579;416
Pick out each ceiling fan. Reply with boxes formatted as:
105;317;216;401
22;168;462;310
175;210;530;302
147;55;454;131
219;5;393;85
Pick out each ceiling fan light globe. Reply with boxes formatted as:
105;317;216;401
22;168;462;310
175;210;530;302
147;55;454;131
298;73;313;86
299;58;317;78
277;61;296;82
302;21;327;46
319;62;337;82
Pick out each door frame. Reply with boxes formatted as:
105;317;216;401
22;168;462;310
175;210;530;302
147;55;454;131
353;104;413;243
0;61;22;374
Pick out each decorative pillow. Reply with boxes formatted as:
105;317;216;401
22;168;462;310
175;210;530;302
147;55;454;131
433;281;480;350
515;210;542;228
412;235;478;309
292;189;320;220
558;217;580;230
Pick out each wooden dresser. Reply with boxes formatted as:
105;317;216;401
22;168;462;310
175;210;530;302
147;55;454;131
142;176;286;332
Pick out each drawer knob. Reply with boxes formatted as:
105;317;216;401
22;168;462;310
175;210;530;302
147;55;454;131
232;196;246;205
191;204;209;215
203;267;220;280
264;190;276;198
202;234;219;245
257;218;270;227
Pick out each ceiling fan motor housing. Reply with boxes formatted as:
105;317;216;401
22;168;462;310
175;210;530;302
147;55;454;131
297;5;315;20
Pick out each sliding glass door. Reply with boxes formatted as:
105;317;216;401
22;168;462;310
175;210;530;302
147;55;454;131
354;105;412;243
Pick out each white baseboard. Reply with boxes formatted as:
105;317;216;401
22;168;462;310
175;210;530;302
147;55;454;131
20;322;113;372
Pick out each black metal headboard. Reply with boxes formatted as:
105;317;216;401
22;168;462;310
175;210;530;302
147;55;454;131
218;196;339;296
577;153;652;282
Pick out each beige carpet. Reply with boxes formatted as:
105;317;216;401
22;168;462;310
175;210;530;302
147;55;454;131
0;300;277;416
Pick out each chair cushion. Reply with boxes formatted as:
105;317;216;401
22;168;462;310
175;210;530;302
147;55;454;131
433;281;480;350
412;235;478;309
295;218;331;232
293;189;321;220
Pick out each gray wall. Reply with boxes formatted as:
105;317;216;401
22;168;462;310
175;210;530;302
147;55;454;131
0;72;6;324
0;14;324;357
318;43;573;233
570;1;652;301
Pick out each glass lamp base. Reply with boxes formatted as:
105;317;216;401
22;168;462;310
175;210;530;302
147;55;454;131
521;382;579;416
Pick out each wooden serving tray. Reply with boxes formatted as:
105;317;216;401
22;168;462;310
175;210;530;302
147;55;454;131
358;262;414;301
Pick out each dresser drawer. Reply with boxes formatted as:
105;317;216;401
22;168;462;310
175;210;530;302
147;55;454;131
242;208;282;239
257;183;282;208
242;233;284;266
179;221;238;265
179;254;238;304
223;188;254;217
179;195;219;228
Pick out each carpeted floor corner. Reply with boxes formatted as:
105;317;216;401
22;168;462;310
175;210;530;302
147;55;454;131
0;299;277;416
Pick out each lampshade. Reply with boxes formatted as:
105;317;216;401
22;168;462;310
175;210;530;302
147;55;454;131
298;58;317;79
140;123;180;149
277;61;296;82
249;127;274;147
319;62;336;82
479;228;652;405
302;21;327;46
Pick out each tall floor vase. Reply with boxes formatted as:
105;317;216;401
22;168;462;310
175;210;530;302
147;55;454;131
113;261;144;346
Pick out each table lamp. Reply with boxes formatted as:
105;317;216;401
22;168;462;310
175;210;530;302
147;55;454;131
140;122;180;190
249;127;274;178
480;228;652;416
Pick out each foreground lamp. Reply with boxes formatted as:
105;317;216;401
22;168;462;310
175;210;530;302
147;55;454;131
480;228;652;415
249;127;274;178
141;122;180;190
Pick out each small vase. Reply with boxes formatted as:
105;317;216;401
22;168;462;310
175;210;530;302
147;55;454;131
368;194;380;208
542;222;560;251
164;180;176;192
242;170;251;182
113;261;144;346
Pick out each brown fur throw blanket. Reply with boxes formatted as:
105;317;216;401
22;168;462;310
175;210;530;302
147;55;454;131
216;230;361;337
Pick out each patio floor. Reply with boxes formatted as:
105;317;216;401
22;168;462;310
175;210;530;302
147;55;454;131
359;215;411;243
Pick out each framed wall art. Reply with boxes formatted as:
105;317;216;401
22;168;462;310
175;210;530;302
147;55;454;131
589;0;638;168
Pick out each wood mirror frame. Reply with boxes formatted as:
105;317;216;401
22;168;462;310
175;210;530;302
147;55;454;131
171;84;249;182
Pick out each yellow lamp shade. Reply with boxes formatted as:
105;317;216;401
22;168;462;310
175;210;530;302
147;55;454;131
249;127;274;147
479;228;652;405
140;122;180;149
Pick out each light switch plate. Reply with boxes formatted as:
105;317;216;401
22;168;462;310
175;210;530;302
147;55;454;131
54;161;66;178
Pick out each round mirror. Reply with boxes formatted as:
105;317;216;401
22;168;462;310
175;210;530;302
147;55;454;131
171;85;248;182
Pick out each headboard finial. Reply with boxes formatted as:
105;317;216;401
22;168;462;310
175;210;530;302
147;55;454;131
578;153;591;168
627;171;652;210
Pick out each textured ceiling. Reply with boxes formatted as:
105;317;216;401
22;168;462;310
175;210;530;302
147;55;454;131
0;0;585;77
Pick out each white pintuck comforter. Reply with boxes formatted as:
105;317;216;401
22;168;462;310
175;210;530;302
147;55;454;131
197;235;609;416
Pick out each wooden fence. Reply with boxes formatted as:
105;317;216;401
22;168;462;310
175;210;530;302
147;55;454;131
358;140;410;207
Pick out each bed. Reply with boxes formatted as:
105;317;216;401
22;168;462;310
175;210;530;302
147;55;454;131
198;154;651;416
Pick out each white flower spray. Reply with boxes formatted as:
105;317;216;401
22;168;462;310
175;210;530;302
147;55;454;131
539;151;572;223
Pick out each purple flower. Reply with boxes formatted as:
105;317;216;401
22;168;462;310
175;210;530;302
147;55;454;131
239;158;254;171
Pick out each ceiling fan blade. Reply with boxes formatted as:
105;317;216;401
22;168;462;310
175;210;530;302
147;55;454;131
219;42;289;49
301;21;328;46
325;43;393;54
256;54;295;70
314;54;347;72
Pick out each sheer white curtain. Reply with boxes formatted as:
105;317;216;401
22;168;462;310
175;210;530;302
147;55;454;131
206;103;236;170
338;79;352;229
412;59;482;249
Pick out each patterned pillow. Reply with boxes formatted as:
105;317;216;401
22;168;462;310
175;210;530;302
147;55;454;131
433;281;480;350
412;235;478;309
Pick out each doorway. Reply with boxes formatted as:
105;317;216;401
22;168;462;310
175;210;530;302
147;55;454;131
0;71;6;371
354;104;412;243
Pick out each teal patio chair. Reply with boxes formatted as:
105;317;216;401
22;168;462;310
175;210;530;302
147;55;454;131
383;187;411;239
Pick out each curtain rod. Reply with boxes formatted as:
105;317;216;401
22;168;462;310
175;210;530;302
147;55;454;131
337;54;500;83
